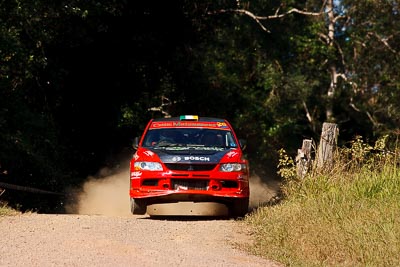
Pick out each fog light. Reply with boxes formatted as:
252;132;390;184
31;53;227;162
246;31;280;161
210;181;221;191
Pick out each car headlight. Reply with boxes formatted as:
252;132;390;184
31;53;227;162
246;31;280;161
134;161;163;171
219;163;247;172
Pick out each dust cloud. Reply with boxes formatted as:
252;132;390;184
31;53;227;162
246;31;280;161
65;167;131;216
249;174;281;209
65;166;281;216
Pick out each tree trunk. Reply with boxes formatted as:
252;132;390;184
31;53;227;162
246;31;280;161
317;122;339;170
326;0;336;122
296;139;313;178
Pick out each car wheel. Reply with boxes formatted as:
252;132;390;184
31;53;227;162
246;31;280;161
130;198;147;215
230;198;249;218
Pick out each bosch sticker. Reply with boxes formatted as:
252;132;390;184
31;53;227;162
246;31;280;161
184;156;210;162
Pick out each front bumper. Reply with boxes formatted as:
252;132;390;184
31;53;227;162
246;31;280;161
129;172;249;201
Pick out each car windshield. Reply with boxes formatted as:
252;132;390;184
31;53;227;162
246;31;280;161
142;128;238;148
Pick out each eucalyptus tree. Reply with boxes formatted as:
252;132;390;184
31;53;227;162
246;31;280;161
339;0;400;136
211;0;400;143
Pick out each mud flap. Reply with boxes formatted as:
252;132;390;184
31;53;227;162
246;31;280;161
146;202;229;216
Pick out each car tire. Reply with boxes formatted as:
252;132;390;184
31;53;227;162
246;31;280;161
230;198;249;218
130;198;147;215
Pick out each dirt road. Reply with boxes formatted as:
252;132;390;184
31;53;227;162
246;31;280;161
0;213;282;267
0;165;282;267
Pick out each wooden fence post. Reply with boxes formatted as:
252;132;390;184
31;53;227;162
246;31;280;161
296;139;313;178
317;122;339;170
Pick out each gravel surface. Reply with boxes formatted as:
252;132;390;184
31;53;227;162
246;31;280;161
0;213;282;267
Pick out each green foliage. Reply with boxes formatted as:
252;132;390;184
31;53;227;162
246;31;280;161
338;0;400;135
277;148;297;181
246;134;400;266
1;0;400;213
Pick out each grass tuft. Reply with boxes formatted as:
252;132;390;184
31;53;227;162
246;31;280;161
0;201;21;216
245;135;400;266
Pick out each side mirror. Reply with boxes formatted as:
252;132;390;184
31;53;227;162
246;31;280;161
239;139;247;150
133;136;140;150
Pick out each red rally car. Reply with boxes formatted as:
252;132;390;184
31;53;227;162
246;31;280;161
129;115;250;217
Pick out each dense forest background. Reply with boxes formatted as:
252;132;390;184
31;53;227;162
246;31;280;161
1;0;399;211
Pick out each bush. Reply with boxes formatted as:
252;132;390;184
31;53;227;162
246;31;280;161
245;134;400;267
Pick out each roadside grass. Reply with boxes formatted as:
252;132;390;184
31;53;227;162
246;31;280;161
0;201;21;216
245;135;400;267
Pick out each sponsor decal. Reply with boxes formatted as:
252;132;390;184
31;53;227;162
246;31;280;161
184;156;210;161
226;151;238;158
133;153;139;160
172;156;182;162
131;171;142;178
143;150;154;157
150;121;230;129
151;122;173;128
217;122;228;128
176;185;188;191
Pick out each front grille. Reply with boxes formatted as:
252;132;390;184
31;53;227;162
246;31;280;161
221;180;238;188
172;179;209;190
165;163;216;171
142;179;159;186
